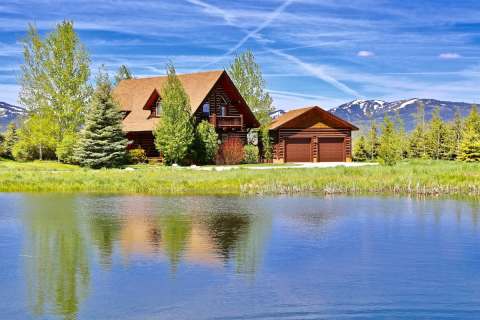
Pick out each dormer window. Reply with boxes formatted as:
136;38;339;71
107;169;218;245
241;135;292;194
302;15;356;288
154;98;162;117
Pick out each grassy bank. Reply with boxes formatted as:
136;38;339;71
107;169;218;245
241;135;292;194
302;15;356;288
0;159;479;196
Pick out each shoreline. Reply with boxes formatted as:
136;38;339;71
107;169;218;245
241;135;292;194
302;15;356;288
1;159;479;197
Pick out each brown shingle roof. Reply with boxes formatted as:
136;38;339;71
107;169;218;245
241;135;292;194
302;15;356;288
269;106;359;130
113;70;224;132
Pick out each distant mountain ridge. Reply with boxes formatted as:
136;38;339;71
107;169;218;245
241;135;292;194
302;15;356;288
0;101;25;131
329;98;476;131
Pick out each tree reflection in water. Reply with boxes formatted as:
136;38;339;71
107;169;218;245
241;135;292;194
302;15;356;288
23;196;89;320
21;196;273;319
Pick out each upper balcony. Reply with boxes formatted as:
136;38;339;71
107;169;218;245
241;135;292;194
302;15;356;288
209;114;243;129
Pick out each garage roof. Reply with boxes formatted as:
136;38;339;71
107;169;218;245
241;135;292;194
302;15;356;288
269;106;359;130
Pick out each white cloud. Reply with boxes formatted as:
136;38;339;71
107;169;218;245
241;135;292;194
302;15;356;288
439;52;461;59
357;50;375;57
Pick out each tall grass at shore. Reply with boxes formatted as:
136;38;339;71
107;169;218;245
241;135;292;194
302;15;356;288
0;159;479;196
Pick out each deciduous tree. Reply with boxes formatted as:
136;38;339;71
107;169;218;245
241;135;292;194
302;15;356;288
1;122;18;159
228;50;273;126
19;21;91;158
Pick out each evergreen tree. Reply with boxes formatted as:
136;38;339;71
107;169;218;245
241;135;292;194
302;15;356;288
449;109;464;159
378;116;401;165
1;122;18;159
19;21;91;157
426;107;450;160
458;106;480;162
154;63;194;165
365;120;379;160
76;69;127;168
353;136;369;161
114;64;133;85
228;50;273;125
394;112;408;159
409;102;428;158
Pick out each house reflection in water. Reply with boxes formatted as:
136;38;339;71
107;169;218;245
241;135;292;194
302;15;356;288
116;203;269;272
22;196;273;320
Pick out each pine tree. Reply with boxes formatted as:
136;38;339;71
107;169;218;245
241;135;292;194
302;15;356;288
450;110;464;159
394;112;408;159
76;69;127;168
365;121;379;160
154;63;194;165
353;136;369;161
228;50;273;126
1;122;18;159
426;107;450;160
114;64;133;85
378;116;401;166
458;106;480;162
408;102;428;158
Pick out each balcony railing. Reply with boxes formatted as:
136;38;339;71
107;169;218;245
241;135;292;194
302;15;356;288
209;114;243;129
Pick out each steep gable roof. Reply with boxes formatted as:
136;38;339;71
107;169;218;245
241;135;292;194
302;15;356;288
269;106;359;130
113;70;259;132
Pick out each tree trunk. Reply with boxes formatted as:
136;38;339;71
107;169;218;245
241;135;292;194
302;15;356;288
39;145;43;160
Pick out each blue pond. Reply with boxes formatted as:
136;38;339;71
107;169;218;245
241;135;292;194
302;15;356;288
0;194;479;319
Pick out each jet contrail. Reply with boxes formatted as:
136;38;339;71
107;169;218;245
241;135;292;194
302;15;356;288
269;49;359;96
187;0;358;97
198;0;295;69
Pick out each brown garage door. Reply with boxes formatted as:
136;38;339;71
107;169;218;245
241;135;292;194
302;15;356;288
318;138;345;162
286;138;311;162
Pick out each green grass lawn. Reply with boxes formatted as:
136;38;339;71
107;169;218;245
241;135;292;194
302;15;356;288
0;158;479;196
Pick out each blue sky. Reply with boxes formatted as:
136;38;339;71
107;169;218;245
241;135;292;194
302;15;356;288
1;0;480;110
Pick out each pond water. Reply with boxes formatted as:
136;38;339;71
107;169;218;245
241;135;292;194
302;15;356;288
0;194;479;319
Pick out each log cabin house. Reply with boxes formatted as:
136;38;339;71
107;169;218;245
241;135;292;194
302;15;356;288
269;106;358;163
113;70;260;157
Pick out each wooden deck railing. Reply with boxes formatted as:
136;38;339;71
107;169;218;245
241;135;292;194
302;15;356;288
209;114;243;129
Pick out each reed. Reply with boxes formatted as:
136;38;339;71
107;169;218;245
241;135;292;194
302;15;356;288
0;159;479;196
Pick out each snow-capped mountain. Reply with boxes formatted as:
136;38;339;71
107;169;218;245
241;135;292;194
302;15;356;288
0;102;25;131
330;98;475;131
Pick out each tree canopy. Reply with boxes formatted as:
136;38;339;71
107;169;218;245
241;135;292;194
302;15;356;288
154;63;194;165
18;20;91;160
228;50;274;126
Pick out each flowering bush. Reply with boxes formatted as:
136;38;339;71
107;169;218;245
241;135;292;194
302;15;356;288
216;137;244;165
127;148;148;164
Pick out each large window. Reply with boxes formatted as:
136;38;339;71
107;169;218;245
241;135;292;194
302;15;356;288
155;99;162;117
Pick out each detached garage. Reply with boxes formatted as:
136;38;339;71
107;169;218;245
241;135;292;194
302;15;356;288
269;106;358;163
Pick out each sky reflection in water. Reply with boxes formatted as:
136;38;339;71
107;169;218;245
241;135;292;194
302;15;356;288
0;194;479;319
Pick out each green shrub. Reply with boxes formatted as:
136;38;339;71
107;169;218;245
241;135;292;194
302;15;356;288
260;125;273;161
243;144;259;164
12;139;36;161
193;120;218;164
128;148;148;164
56;132;78;164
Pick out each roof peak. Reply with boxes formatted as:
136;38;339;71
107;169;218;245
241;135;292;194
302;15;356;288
121;70;224;82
